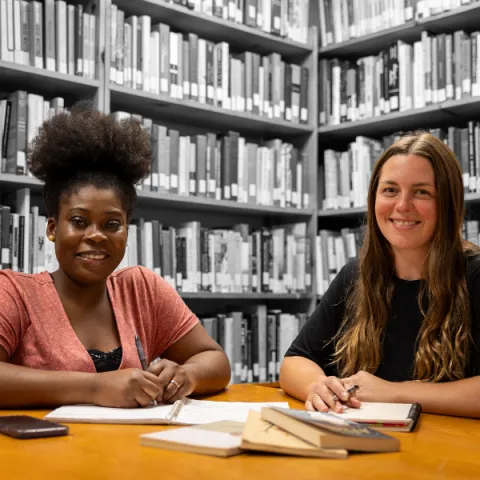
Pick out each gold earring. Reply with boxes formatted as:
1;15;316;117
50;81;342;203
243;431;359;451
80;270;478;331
48;235;55;242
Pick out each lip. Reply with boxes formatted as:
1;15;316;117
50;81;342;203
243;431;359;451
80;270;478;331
76;251;110;264
389;218;421;230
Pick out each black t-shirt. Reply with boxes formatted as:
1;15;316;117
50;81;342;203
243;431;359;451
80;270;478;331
285;257;480;381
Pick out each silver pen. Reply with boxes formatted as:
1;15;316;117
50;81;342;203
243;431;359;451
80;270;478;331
167;398;186;424
332;385;359;402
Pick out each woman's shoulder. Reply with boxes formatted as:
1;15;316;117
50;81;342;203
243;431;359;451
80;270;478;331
324;258;359;303
0;269;51;290
465;253;480;284
108;266;171;291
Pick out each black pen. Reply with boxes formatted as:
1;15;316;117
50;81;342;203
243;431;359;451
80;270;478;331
135;334;148;370
332;385;359;402
135;334;157;407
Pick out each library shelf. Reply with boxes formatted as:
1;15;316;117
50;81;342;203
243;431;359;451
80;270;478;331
0;174;312;218
180;292;313;300
0;174;42;190
137;189;314;217
317;206;367;218
318;2;480;58
319;104;444;141
0;61;100;98
317;194;480;220
110;85;314;137
112;0;313;59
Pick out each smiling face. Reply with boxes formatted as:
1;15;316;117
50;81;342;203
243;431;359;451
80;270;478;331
375;154;438;259
47;185;128;285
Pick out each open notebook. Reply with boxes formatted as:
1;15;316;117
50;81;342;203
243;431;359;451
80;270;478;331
329;402;422;432
44;399;290;425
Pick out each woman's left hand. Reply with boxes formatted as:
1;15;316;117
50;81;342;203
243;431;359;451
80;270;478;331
343;370;397;403
147;359;195;404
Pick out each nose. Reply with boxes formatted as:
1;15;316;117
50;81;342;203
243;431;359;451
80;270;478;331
395;192;412;212
84;225;108;243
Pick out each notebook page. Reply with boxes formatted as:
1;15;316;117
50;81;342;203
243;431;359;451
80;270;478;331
330;402;413;423
45;400;290;424
175;400;290;425
45;404;173;424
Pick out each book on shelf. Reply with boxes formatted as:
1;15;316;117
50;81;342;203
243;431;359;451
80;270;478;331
108;5;310;124
0;192;312;297
319;25;480;127
199;306;308;385
151;0;310;44
319;125;480;215
0;91;67;176
0;0;97;79
318;0;477;48
112;111;311;210
261;407;401;453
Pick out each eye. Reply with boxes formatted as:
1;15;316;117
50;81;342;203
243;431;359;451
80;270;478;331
381;187;397;195
416;189;431;196
70;216;86;227
106;220;122;231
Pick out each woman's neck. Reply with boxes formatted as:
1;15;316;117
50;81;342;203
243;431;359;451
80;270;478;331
51;269;108;308
393;248;428;280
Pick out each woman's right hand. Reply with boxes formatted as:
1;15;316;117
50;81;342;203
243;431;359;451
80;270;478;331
305;375;361;413
91;368;161;408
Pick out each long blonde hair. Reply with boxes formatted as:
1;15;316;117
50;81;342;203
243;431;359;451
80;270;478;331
333;132;478;382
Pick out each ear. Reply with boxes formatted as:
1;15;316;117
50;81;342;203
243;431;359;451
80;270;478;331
46;217;57;238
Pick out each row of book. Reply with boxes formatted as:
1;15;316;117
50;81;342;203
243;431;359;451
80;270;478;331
320;136;382;210
0;91;67;176
0;189;312;293
316;219;480;295
318;0;478;48
199;306;307;384
158;0;310;45
109;7;309;124
117;220;311;294
319;29;480;126
113;111;310;209
0;0;97;79
319;125;480;212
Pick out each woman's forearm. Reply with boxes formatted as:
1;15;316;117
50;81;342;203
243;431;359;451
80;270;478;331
0;362;96;408
395;376;480;418
183;350;231;395
279;356;327;401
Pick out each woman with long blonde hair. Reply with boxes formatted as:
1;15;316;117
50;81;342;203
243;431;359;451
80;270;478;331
280;132;480;418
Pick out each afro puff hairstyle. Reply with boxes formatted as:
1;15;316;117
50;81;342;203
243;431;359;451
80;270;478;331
28;104;152;220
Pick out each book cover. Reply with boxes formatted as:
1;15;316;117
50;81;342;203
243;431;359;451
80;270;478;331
262;407;400;453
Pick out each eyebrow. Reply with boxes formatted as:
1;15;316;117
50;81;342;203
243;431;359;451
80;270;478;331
379;180;435;187
68;207;123;215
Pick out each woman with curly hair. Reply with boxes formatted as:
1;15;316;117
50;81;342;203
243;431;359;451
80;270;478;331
280;132;480;418
0;108;231;408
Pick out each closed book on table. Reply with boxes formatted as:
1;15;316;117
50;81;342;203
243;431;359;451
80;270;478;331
140;420;244;457
261;407;400;453
241;411;347;459
328;402;422;432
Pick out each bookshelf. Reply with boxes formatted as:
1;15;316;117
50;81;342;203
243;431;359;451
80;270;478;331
0;0;316;385
316;1;480;297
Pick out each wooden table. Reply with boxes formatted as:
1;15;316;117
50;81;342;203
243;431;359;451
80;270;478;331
1;384;479;479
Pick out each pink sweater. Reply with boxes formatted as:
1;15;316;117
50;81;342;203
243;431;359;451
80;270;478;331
0;266;198;372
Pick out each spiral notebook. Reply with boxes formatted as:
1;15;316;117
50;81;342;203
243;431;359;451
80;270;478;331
44;399;290;425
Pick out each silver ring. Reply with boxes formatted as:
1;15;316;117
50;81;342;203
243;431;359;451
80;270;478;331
169;379;180;389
